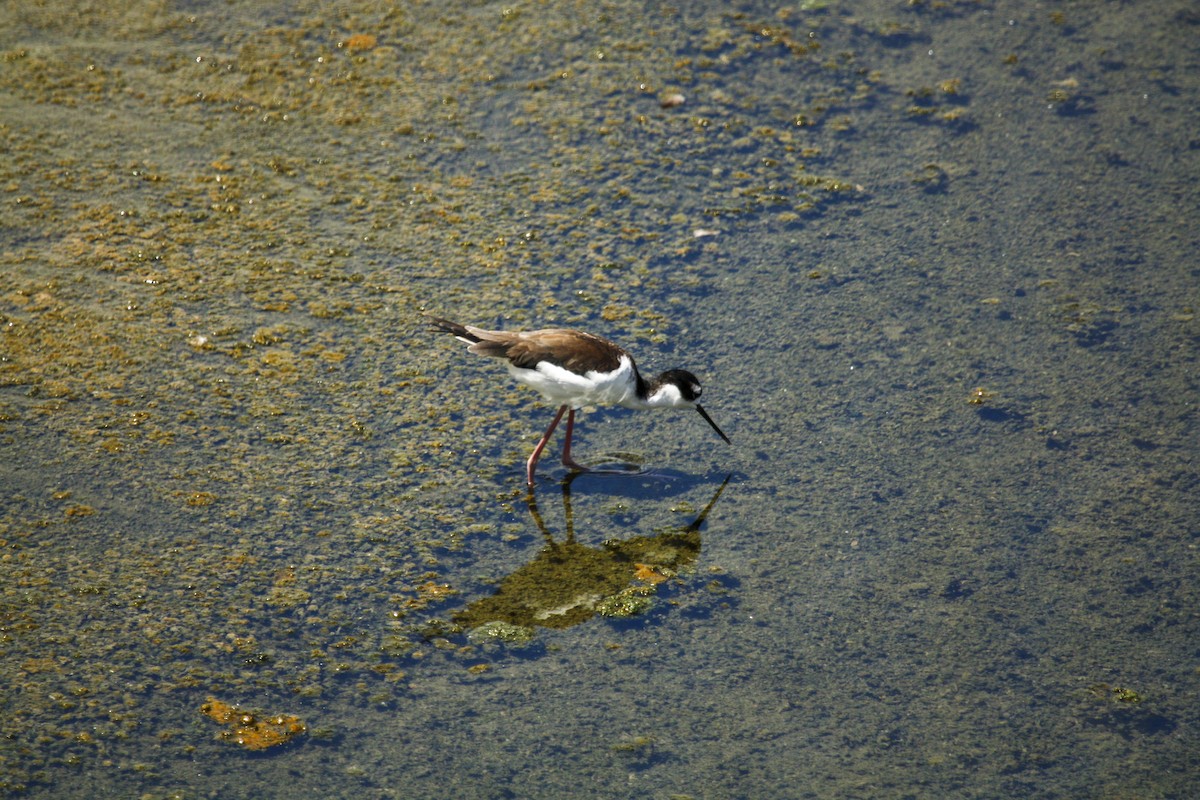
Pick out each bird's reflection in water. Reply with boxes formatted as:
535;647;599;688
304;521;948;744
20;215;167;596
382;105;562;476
454;475;730;636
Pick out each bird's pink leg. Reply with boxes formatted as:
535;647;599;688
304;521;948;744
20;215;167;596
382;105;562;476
560;408;589;472
527;405;568;486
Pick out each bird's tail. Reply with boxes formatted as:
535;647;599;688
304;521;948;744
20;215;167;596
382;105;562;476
426;316;481;344
427;316;518;360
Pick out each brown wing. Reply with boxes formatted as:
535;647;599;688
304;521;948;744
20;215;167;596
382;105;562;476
503;329;627;373
431;317;628;373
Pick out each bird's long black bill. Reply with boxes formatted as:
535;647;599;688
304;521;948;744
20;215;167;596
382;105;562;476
695;404;731;444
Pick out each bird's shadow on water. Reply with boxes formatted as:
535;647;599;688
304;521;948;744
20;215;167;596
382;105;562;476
529;468;735;524
523;451;744;502
436;471;737;649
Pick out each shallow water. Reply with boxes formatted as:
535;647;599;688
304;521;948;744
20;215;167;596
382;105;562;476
1;0;1197;797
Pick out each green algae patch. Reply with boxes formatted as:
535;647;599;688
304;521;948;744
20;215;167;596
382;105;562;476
595;586;655;618
465;620;537;646
452;524;701;630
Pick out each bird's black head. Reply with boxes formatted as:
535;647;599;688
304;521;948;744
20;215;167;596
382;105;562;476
659;369;703;402
656;369;731;444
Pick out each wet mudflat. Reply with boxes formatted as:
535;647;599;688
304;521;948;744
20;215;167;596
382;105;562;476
1;1;1196;797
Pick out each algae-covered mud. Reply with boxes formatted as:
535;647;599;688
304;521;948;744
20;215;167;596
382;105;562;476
1;0;1197;797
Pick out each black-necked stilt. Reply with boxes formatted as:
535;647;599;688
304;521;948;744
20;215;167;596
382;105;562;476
428;317;730;485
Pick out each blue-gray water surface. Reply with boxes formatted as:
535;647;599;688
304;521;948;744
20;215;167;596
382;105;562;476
0;0;1196;797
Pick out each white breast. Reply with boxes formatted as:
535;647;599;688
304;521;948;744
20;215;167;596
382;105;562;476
508;355;638;409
